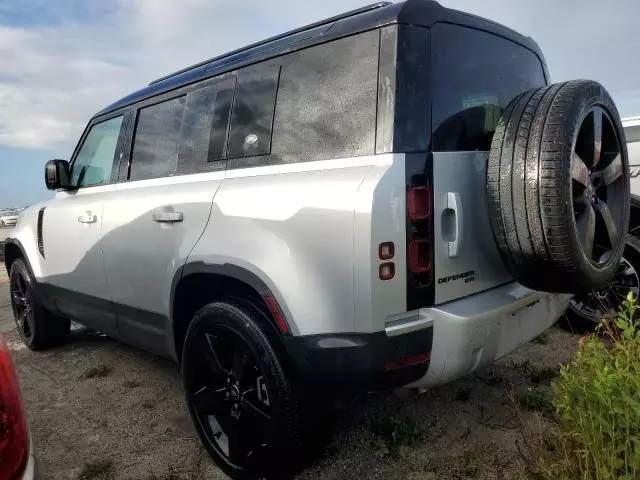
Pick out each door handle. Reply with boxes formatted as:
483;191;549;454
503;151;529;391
445;192;463;258
77;213;97;224
152;211;183;223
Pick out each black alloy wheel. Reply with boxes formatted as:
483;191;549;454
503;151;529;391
9;259;70;350
183;301;305;479
571;105;626;264
10;267;34;340
567;236;640;326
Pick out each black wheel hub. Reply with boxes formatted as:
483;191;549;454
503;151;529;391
11;271;33;339
185;328;273;472
571;106;626;263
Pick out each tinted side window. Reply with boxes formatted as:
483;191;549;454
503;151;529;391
71;115;124;188
130;96;185;180
176;81;234;173
431;24;546;151
271;30;378;162
227;66;280;158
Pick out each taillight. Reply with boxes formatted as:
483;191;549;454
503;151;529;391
379;262;395;281
0;335;28;480
408;239;431;273
405;164;434;309
407;186;431;221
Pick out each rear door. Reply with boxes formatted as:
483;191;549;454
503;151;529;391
430;24;547;304
100;76;235;355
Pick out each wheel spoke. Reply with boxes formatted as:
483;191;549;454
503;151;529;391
231;344;249;380
592;108;603;167
571;153;590;188
12;291;24;307
593;199;619;248
201;333;231;378
15;274;25;296
602;154;623;185
193;386;228;416
575;199;596;259
241;397;272;422
227;429;251;466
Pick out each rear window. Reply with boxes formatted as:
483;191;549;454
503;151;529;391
431;24;546;152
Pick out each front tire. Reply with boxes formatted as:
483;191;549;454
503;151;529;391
9;259;70;350
182;301;306;479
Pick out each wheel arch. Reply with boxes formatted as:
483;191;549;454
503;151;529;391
171;262;293;361
3;238;29;277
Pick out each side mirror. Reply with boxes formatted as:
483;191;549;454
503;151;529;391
45;159;70;190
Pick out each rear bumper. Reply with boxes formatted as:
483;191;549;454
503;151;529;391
283;327;433;390
283;282;569;391
407;282;570;388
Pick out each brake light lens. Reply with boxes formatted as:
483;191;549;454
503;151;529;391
407;186;431;221
0;335;28;480
409;239;431;274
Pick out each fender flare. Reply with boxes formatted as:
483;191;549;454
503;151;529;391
3;238;33;277
170;261;293;334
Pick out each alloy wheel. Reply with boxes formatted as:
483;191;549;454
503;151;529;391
11;271;33;339
569;249;640;321
571;105;626;262
185;326;273;473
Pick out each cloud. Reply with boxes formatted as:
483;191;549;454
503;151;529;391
2;0;640;152
0;0;366;150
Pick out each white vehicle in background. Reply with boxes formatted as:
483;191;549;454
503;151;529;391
565;116;640;326
0;209;19;228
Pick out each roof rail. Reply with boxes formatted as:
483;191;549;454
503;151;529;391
148;2;392;86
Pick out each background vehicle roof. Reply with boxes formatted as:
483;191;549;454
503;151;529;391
96;0;544;118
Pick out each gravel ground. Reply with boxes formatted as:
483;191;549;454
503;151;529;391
0;265;580;479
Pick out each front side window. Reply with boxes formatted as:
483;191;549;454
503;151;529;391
70;115;124;188
431;24;547;151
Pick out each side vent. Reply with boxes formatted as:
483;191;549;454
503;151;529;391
37;208;45;258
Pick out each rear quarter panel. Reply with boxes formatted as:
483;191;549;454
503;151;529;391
188;154;407;336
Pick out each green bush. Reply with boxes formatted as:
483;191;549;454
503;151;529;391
552;291;640;479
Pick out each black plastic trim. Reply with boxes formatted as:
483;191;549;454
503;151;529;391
173;262;293;333
282;326;433;390
36;208;45;258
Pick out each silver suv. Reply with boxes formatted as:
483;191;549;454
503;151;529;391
3;1;631;478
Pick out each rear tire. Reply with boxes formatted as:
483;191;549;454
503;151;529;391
182;300;307;479
9;259;70;350
488;80;630;293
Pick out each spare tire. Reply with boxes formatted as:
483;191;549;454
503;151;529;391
487;80;630;293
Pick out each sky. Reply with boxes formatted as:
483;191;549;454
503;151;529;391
1;0;639;207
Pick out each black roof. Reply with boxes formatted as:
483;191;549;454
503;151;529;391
96;0;544;117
